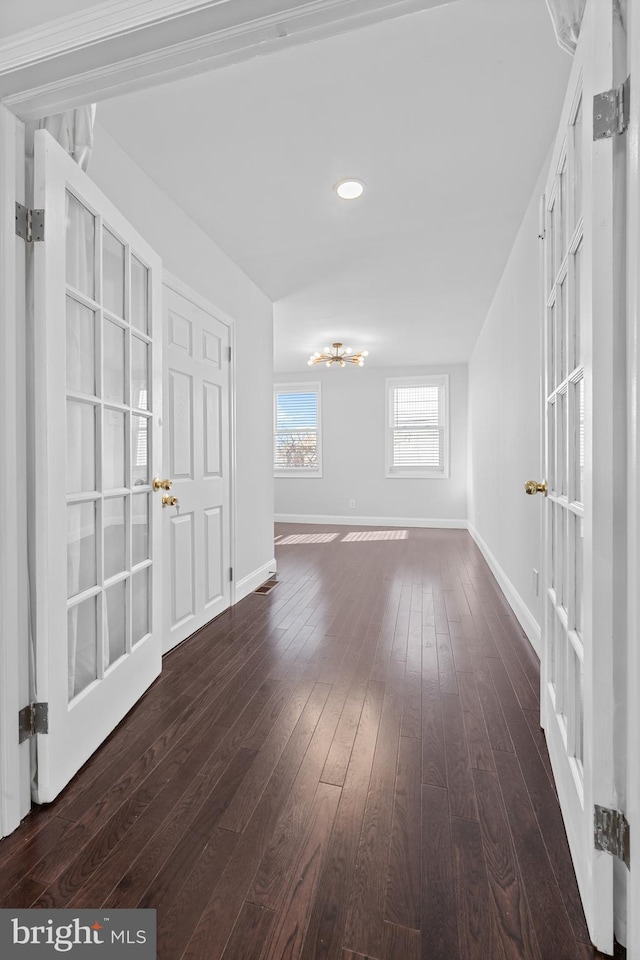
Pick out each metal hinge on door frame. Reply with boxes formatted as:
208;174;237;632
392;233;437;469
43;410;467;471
15;202;45;242
18;702;49;743
593;76;630;140
594;804;630;869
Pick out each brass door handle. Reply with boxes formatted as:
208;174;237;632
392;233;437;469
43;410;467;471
524;480;548;496
153;477;173;491
162;495;179;508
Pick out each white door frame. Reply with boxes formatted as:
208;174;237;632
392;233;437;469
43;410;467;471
626;0;640;954
0;104;30;837
0;0;454;120
162;270;237;611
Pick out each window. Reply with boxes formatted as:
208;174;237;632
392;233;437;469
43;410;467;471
274;382;322;477
385;375;449;478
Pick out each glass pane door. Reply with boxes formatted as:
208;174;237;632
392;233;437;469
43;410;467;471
65;191;153;702
32;129;162;804
537;3;620;948
544;99;585;782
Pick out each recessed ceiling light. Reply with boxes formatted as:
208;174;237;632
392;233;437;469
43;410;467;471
335;179;365;200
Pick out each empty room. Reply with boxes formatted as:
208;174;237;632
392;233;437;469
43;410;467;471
0;1;639;958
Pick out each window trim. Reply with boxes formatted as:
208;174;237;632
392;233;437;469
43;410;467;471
385;374;450;479
273;381;323;478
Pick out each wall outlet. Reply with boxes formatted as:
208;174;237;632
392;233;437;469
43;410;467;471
532;568;539;596
348;499;356;509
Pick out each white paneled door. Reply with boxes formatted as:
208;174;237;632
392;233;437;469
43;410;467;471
162;280;232;654
32;131;163;803
539;0;619;951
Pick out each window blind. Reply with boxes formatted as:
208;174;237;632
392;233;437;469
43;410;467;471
274;386;321;473
387;379;446;475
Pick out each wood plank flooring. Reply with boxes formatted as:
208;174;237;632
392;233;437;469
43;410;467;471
0;525;603;959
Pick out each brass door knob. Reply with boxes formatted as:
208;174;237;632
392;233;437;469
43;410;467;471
162;495;179;508
153;477;173;491
524;480;548;496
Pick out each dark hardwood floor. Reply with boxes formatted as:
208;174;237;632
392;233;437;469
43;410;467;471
1;524;602;959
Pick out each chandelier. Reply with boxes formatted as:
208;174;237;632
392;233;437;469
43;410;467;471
308;342;369;368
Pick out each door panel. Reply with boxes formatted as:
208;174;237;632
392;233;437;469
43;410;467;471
204;381;222;476
205;507;224;605
170;512;196;627
162;280;232;653
32;130;162;804
203;330;221;365
540;1;616;950
169;369;193;479
168;311;191;352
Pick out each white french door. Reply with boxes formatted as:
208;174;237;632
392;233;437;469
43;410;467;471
539;0;617;951
31;130;163;804
162;279;232;654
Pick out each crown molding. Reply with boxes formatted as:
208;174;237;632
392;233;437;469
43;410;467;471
0;0;219;70
0;0;455;119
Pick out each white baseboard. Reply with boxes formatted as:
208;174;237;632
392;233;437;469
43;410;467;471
274;513;468;529
467;522;541;657
234;558;277;603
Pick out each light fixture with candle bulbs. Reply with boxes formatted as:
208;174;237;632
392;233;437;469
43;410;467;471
307;342;369;368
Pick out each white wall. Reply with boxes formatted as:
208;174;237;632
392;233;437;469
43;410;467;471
274;364;467;525
90;123;274;590
468;163;546;649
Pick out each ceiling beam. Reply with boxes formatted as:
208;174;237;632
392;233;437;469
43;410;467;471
0;0;455;119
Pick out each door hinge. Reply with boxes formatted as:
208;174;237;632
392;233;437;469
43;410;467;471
593;76;630;140
15;202;45;242
18;702;49;743
229;567;233;581
227;345;232;362
594;804;630;869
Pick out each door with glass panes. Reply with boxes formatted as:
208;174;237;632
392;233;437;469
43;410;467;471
537;0;617;951
31;130;162;803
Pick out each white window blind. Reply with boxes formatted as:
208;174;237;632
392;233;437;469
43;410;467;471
386;376;448;478
274;383;322;476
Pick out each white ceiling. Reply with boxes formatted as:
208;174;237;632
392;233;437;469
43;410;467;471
95;0;571;371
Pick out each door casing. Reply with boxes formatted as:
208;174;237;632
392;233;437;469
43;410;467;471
0;104;30;838
626;0;640;956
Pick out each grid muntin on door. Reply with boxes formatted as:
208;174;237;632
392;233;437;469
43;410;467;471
65;187;153;703
544;91;585;783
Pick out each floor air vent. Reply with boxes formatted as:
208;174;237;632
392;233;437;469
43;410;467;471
254;577;278;595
